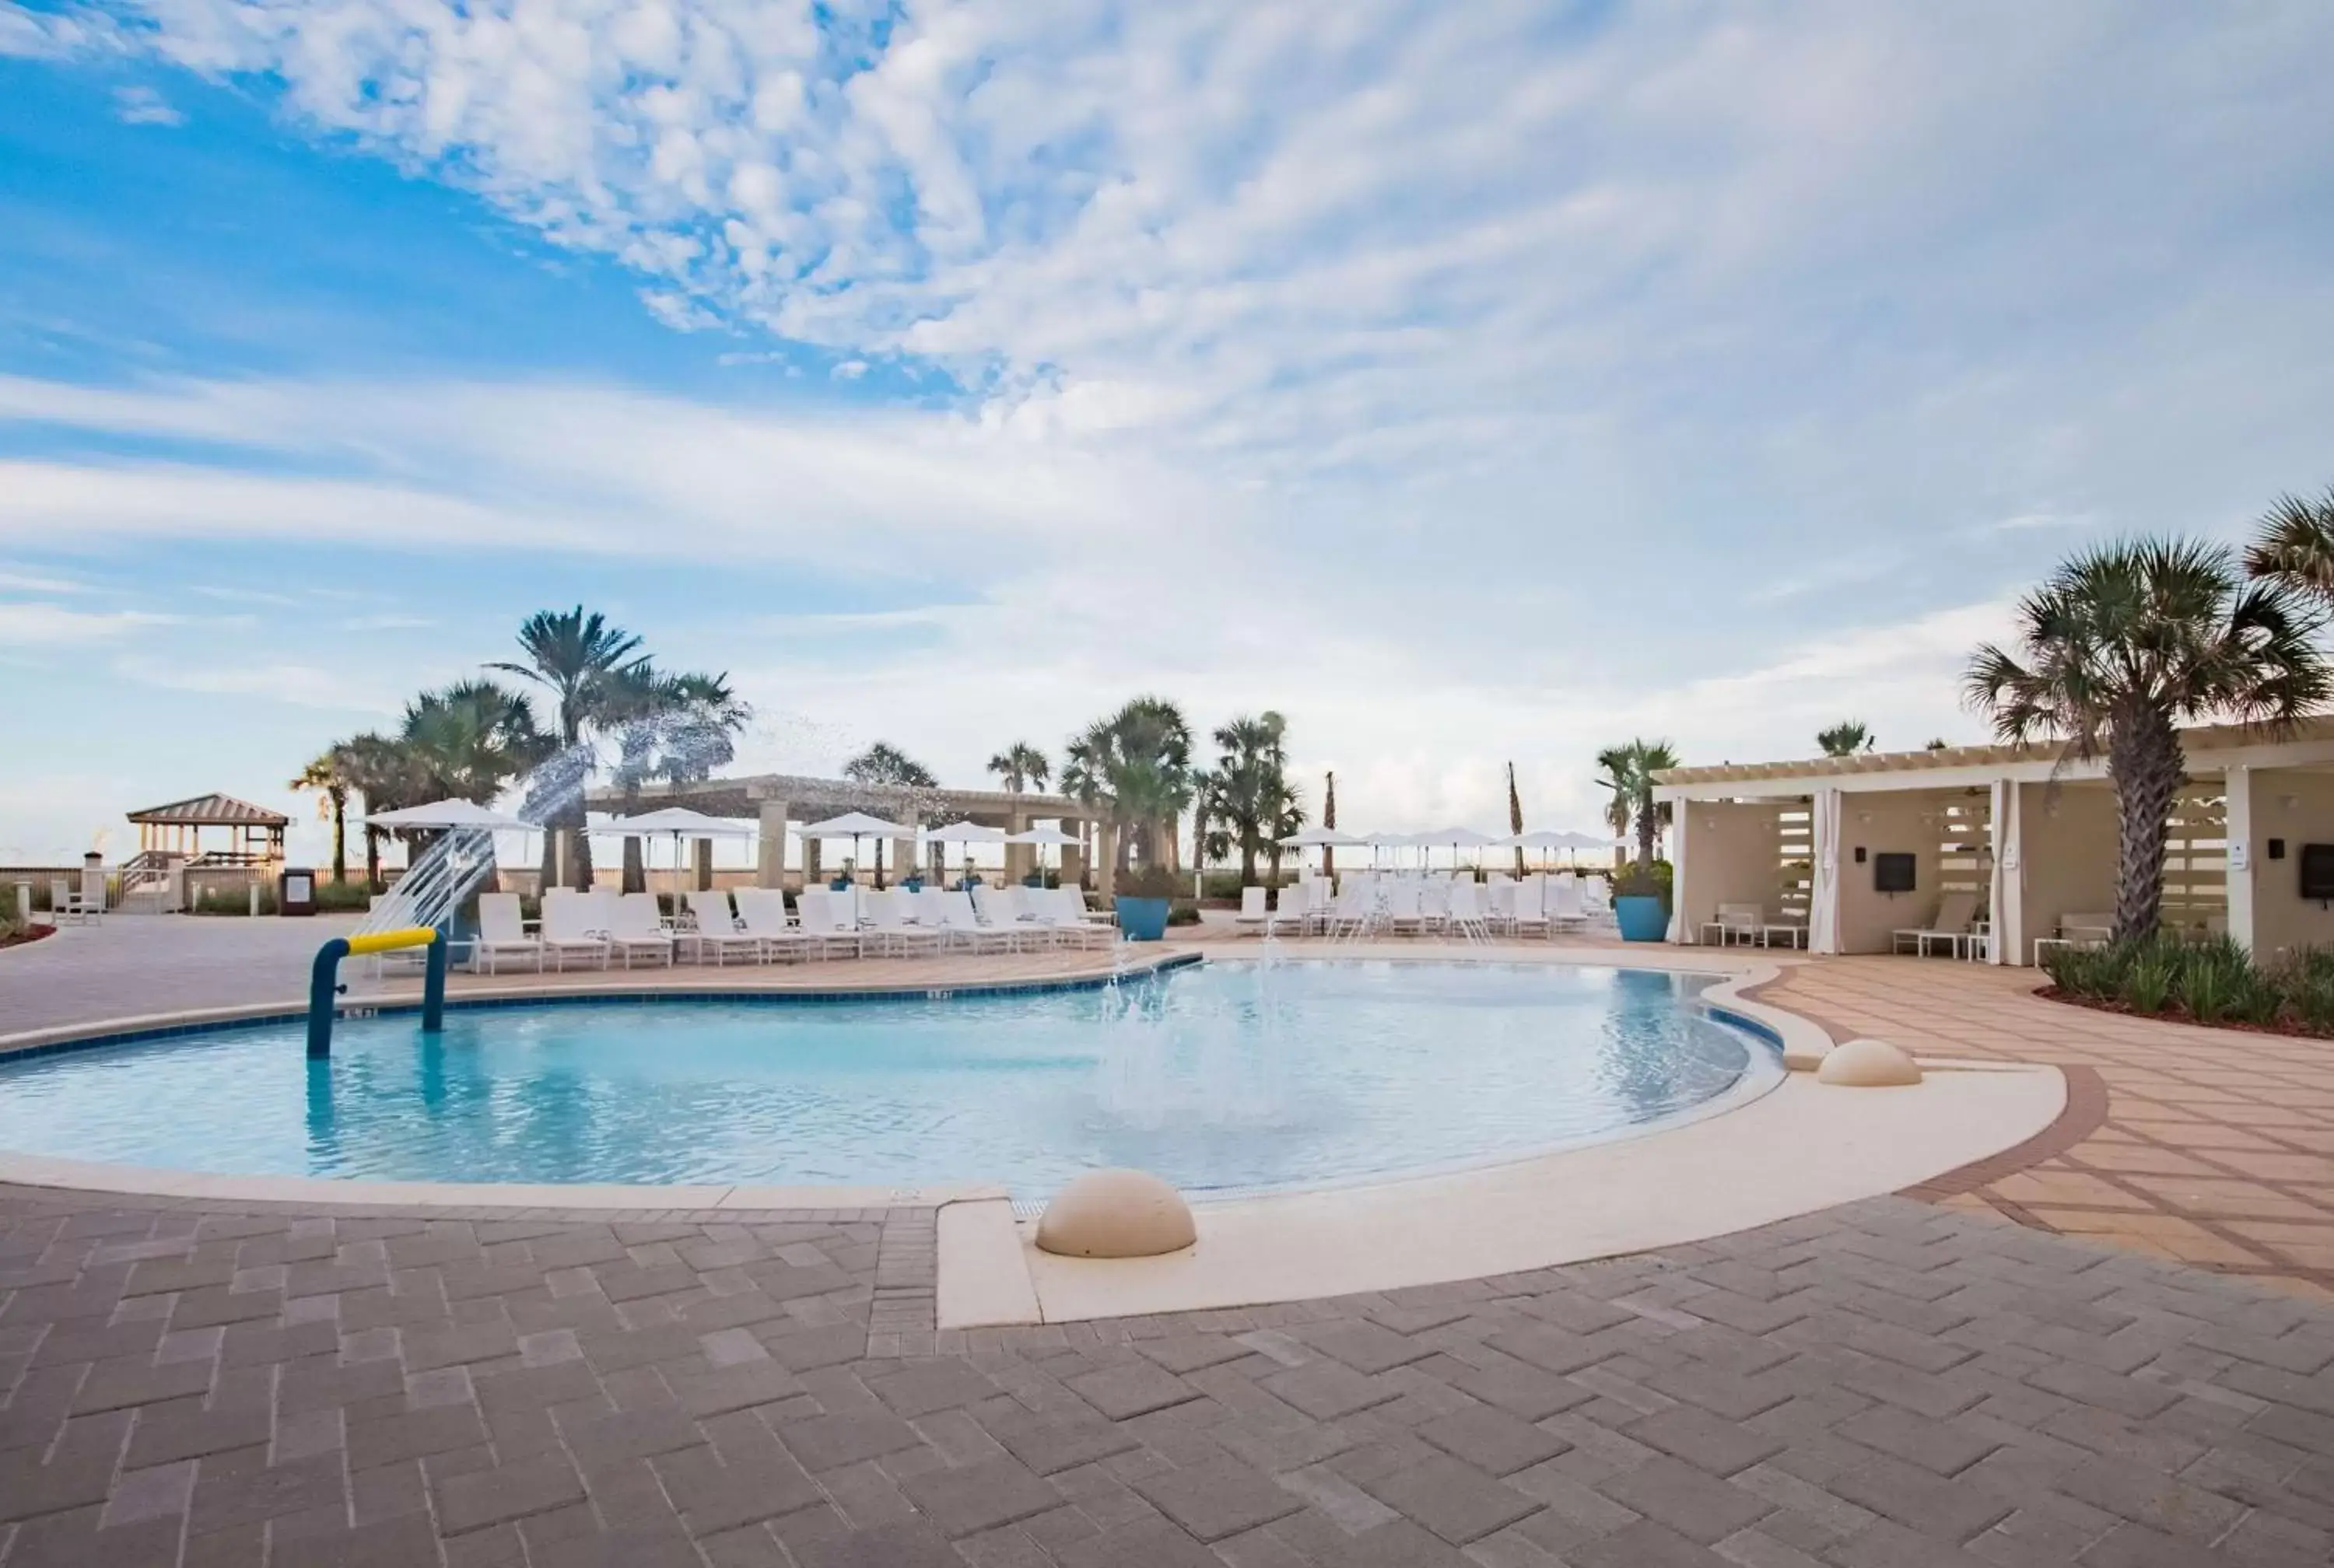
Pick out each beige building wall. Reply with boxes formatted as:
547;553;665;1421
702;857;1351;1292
2016;782;2119;958
2242;768;2334;960
1673;802;1786;941
1834;793;1947;954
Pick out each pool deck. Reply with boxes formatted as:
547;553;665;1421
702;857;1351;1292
5;921;2334;1564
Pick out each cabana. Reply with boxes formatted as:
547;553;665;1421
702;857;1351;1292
1652;719;2334;963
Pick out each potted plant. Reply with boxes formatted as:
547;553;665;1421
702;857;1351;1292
1613;861;1670;942
1113;864;1178;941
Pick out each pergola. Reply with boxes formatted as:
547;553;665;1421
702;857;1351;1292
126;793;289;865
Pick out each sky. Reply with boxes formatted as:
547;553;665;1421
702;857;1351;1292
2;0;2333;865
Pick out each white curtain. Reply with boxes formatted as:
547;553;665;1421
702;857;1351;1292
1810;789;1842;955
1666;800;1691;943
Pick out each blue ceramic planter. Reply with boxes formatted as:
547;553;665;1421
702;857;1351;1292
1614;895;1668;942
1116;896;1169;942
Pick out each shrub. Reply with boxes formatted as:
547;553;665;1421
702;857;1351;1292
192;885;278;916
314;880;373;912
0;883;20;935
1114;865;1185;900
1612;859;1673;908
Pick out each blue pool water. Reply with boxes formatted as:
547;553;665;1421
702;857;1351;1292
0;962;1779;1195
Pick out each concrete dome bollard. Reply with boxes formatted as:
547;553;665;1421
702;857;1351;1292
1816;1038;1923;1087
1036;1169;1197;1258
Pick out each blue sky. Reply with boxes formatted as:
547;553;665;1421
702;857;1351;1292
3;0;2333;863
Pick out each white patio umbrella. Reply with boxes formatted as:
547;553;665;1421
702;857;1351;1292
612;807;755;900
794;811;917;883
367;800;534;831
927;821;1006;884
1004;824;1080;881
1277;828;1367;847
1427;827;1496;872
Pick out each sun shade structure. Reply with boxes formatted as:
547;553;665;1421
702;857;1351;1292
368;800;537;831
1003;826;1080;846
927;821;1008;845
1279;828;1368;848
609;807;754;898
128;793;289;863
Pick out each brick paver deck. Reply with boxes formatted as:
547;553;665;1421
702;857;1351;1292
1765;958;2334;1303
6;1182;2334;1566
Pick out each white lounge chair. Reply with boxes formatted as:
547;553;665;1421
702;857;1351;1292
970;884;1035;948
608;892;675;968
472;892;543;974
1512;876;1549;939
1019;888;1107;949
1446;880;1490;942
931;889;1014;954
682;889;762;966
1894;891;1979;958
1547;875;1589;933
794;890;866;959
1267;882;1313;937
1235;886;1268;932
732;888;819;963
862;890;944;957
538;890;612;971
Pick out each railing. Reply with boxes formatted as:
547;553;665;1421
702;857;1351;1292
352;828;499;942
117;851;176;899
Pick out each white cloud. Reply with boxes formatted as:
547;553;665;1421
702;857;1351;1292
0;601;179;645
112;85;185;124
113;655;402;712
0;568;89;594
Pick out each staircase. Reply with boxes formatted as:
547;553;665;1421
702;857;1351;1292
114;852;180;915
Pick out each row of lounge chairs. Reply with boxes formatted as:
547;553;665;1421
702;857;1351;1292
470;884;1114;972
1232;873;1607;940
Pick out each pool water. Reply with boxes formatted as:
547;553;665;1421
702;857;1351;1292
0;962;1779;1195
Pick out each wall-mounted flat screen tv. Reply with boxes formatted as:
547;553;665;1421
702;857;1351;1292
2301;843;2334;901
1873;852;1916;894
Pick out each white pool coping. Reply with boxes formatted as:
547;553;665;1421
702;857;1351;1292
946;1059;2064;1326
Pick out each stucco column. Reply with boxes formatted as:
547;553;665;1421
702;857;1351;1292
2225;765;2256;954
1095;821;1119;905
1989;777;2021;965
755;800;790;889
1005;807;1030;881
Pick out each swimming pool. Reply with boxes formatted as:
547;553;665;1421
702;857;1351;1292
0;961;1781;1195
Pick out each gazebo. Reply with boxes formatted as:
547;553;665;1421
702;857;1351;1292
126;793;289;866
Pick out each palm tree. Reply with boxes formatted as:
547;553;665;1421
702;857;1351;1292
1263;775;1307;891
1197;712;1289;885
1061;698;1194;873
399;680;549;804
843;743;938;887
290;749;353;884
611;671;752;891
987;743;1050;793
333;731;425;892
1968;537;2329;940
1322;770;1338;880
1506;761;1526;878
1596;738;1681;871
2241;485;2334;594
489;607;651;890
1816;721;1874;757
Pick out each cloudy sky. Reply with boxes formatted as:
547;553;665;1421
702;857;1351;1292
3;1;2332;863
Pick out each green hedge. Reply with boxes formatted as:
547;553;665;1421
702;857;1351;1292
2045;934;2334;1032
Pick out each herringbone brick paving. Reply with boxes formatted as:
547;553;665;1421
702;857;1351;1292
5;1185;2332;1566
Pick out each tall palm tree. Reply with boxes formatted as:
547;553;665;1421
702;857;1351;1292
489;607;651;890
1322;770;1337;879
1506;761;1526;878
1197;712;1289;885
1968;537;2330;941
1816;721;1874;757
1061;698;1194;873
1596;738;1680;871
289;749;353;884
334;731;424;892
987;743;1050;793
1263;775;1307;891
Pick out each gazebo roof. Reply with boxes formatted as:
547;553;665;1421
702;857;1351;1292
126;793;291;829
